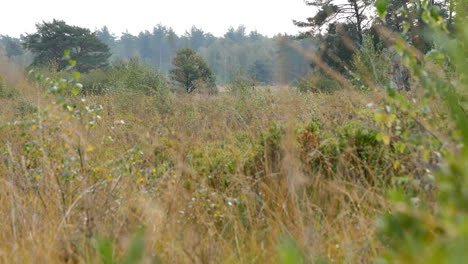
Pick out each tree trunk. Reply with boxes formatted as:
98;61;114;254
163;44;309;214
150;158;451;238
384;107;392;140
351;0;363;44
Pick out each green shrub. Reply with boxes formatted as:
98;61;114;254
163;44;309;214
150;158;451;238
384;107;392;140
110;58;169;95
339;121;381;159
253;122;285;174
79;68;109;95
79;58;169;95
351;35;393;89
295;72;341;93
227;70;255;95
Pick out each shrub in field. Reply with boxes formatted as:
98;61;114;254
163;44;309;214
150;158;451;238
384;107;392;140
295;71;341;93
109;58;169;95
79;68;109;95
339;121;381;159
351;35;393;89
227;70;255;95
300;120;400;184
252;122;285;175
186;140;249;190
78;58;169;96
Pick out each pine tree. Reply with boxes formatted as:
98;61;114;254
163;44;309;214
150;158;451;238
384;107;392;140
23;19;110;72
294;0;374;44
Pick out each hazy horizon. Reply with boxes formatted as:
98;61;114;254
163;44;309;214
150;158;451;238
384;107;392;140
0;0;313;38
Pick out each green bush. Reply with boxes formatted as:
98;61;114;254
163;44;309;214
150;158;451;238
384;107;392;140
295;72;341;93
253;122;285;174
80;58;169;95
227;70;255;95
351;35;393;89
80;68;109;95
110;58;169;95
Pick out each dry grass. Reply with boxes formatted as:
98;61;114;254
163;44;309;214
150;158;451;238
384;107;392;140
0;56;415;263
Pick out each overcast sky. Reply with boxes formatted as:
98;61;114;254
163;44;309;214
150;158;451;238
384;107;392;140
0;0;313;38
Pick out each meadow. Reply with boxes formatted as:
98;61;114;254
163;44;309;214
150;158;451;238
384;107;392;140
1;1;467;263
0;50;457;263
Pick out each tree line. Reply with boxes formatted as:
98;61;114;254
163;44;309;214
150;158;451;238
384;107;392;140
98;24;316;84
1;23;316;85
1;0;461;89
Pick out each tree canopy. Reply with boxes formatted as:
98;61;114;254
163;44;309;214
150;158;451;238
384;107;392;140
23;19;111;72
0;35;24;58
170;48;216;93
294;0;374;43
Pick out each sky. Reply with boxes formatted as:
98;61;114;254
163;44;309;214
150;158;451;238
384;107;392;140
0;0;313;38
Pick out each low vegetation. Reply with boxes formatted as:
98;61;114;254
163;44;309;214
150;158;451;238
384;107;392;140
0;0;466;263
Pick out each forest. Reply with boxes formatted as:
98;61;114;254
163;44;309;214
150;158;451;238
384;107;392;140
0;0;467;263
1;25;315;85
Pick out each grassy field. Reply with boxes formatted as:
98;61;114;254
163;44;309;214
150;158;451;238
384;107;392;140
1;50;451;263
2;1;467;262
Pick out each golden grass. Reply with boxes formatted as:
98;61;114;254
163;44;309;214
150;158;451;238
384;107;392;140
0;56;402;263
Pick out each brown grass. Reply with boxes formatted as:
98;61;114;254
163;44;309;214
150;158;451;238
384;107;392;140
0;55;405;263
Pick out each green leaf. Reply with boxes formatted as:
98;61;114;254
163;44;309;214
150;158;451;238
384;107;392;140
62;50;71;60
376;132;390;145
35;73;43;81
403;22;411;34
71;88;80;96
73;72;81;81
426;50;445;66
376;0;389;20
421;0;428;8
421;10;431;24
